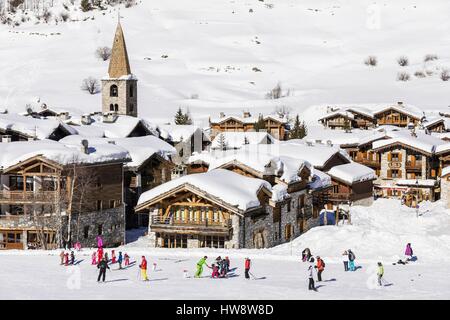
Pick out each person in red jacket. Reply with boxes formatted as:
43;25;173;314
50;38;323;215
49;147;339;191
139;256;149;281
64;252;69;266
244;258;251;279
315;256;325;281
111;250;116;264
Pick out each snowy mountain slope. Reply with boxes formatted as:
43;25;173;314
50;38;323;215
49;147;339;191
1;0;450;127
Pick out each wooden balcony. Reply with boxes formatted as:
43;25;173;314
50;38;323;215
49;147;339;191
377;119;409;126
150;215;232;235
0;190;58;204
356;158;381;168
405;161;422;170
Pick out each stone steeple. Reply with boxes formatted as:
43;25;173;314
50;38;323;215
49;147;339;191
101;21;138;117
108;21;132;78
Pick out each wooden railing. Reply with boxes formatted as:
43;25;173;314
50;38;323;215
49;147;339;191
327;193;351;201
356;158;380;168
0;190;57;203
151;215;231;228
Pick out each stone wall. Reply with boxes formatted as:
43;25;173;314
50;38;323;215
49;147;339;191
101;79;138;117
441;176;450;208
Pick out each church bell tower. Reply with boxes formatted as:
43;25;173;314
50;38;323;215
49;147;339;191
102;20;138;117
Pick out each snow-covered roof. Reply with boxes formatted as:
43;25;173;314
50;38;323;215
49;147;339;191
318;110;354;121
211;132;275;150
68;115;159;138
442;166;450;177
373;103;424;120
158;124;209;143
345;107;375;119
207;149;312;184
59;135;176;168
327;162;376;185
0;139;130;171
305;126;387;147
137;169;271;212
372;130;446;155
308;169;332;190
0;113;76;139
435;143;450;155
210;113;288;124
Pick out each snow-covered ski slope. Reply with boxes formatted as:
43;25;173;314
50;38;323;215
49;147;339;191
1;199;450;299
1;0;450;126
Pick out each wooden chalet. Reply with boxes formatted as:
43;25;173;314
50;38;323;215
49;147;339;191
345;108;376;129
0;140;129;250
318;111;355;130
373;102;423;127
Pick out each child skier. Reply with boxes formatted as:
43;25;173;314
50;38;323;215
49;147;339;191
97;257;110;283
244;258;251;279
64;252;69;266
348;249;356;271
195;256;209;278
70;251;75;265
117;251;123;269
225;256;230;273
111;250;116;264
210;264;219;278
377;262;384;286
139;256;149;281
405;243;413;261
315;256;325;281
342;250;349;271
124;253;130;266
104;252;109;263
59;251;65;265
220;258;227;278
91;252;97;265
307;258;317;291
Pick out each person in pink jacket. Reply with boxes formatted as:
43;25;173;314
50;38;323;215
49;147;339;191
405;243;413;261
96;236;103;248
91;252;97;265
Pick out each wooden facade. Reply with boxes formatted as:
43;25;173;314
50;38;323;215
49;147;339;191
373;107;421;127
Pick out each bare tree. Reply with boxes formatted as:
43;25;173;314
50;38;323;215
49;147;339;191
364;55;377;66
424;54;438;62
441;69;450;81
96;46;112;61
397;56;409;67
81;77;101;94
397;71;411;81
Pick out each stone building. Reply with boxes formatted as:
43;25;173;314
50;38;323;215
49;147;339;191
441;167;450;209
0;139;130;250
102;21;138;117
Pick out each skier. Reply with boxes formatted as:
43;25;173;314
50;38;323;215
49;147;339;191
97;257;110;283
124;253;130;266
64;252;69;266
97;247;103;262
96;235;103;248
405;243;413;261
307;257;317;291
91;252;97;265
104;252;109;263
244;257;251;279
377;262;384;286
342;250;349;271
220;258;227;278
315;256;325;281
210;264;219;278
302;248;312;262
195;256;209;278
225;256;230;273
348;249;356;271
111;250;116;264
117;251;123;269
59;251;65;265
70;251;75;265
139;256;149;281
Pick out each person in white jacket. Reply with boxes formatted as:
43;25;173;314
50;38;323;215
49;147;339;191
307;258;317;291
342;250;349;271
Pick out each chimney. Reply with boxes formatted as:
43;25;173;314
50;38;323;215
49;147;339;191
108;140;116;145
103;112;117;123
243;111;251;118
81;114;92;125
1;135;12;143
58;112;70;121
397;101;404;107
220;112;226;118
81;139;89;154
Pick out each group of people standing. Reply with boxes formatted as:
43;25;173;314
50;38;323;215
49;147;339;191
194;256;253;279
342;249;356;272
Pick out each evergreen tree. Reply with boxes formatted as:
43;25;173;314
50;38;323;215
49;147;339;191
343;118;352;132
289;115;308;139
80;0;92;12
254;113;266;132
174;107;193;125
217;133;227;150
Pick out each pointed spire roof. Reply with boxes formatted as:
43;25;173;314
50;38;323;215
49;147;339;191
108;21;132;78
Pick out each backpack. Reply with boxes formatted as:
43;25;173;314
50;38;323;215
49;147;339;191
349;252;355;261
321;259;325;268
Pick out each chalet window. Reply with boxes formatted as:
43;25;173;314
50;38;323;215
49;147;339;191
96;200;103;211
191;135;195;153
179;148;184;157
333;185;340;194
114;104;119;112
9;176;33;191
390;169;401;178
109;200;115;209
97;224;103;236
96;178;102;188
391;153;400;161
286;201;291;212
298;195;305;208
110;104;114;111
285;223;292;241
83;226;89;239
110;85;118;97
129;84;134;97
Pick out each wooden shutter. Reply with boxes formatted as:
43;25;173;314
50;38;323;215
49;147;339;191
411;155;416;166
398;153;402;161
387;170;392;178
388;152;392;161
398;170;402;178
